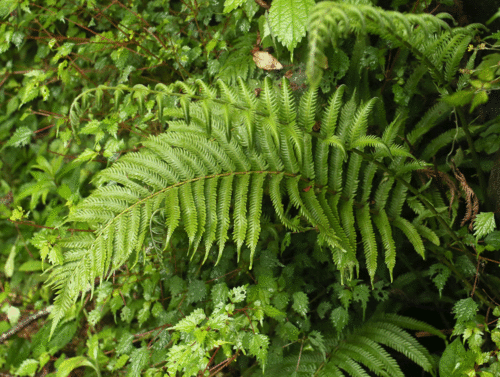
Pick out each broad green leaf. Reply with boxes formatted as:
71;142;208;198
128;347;150;377
473;212;496;239
55;357;97;377
269;0;315;53
3;126;32;148
330;307;349;333
15;359;39;377
249;333;269;367
292;291;309;317
4;245;16;277
452;298;478;323
439;338;473;377
223;0;246;13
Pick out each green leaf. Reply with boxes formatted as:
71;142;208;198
128;347;151;377
3;127;32;148
452;297;478;323
317;301;332;319
211;282;229;304
428;263;451;298
173;308;206;333
352;284;370;319
308;331;327;360
187;280;207;304
55;356;97;377
485;231;500;249
15;359;39;377
292;291;309;317
269;0;315;53
4;245;16;277
249;333;269;368
20;81;40;105
330;306;349;333
473;212;496;239
439;338;473;377
229;286;246;303
223;0;246;13
278;321;300;341
116;333;134;356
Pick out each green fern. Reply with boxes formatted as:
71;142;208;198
253;313;442;377
306;1;484;88
47;77;434;337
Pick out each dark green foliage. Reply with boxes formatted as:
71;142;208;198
3;0;500;376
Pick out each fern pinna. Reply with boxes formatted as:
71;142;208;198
45;77;436;341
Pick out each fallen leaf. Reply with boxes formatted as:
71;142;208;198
252;51;283;71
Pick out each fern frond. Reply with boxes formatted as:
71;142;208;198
387;178;410;218
444;34;472;82
393;216;426;259
414;223;440;246
406;102;452;145
321;84;346;138
307;2;451;84
307;1;481;91
233;174;251;260
313;313;439;377
350;135;389;153
180;183;198;246
315;86;347;186
348;98;377;146
383;313;446;340
191;179;207;255
340;199;357;253
330;352;370;377
353;335;404;377
51;80;440;337
365;321;435;373
247;173;266;268
269;174;302;232
336;344;390;377
420;127;473;161
260;77;281;146
302;133;316;180
203;178;218;262
373;210;396;282
318;362;345;377
165;187;181;246
216;175;234;264
357;205;378;285
298;83;319;132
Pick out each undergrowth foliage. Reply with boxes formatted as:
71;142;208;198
48;76;441;374
3;0;500;376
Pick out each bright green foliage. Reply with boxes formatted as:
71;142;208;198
453;297;479;323
3;0;500;376
439;338;475;377
46;78;438;337
473;212;496;239
268;0;315;54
